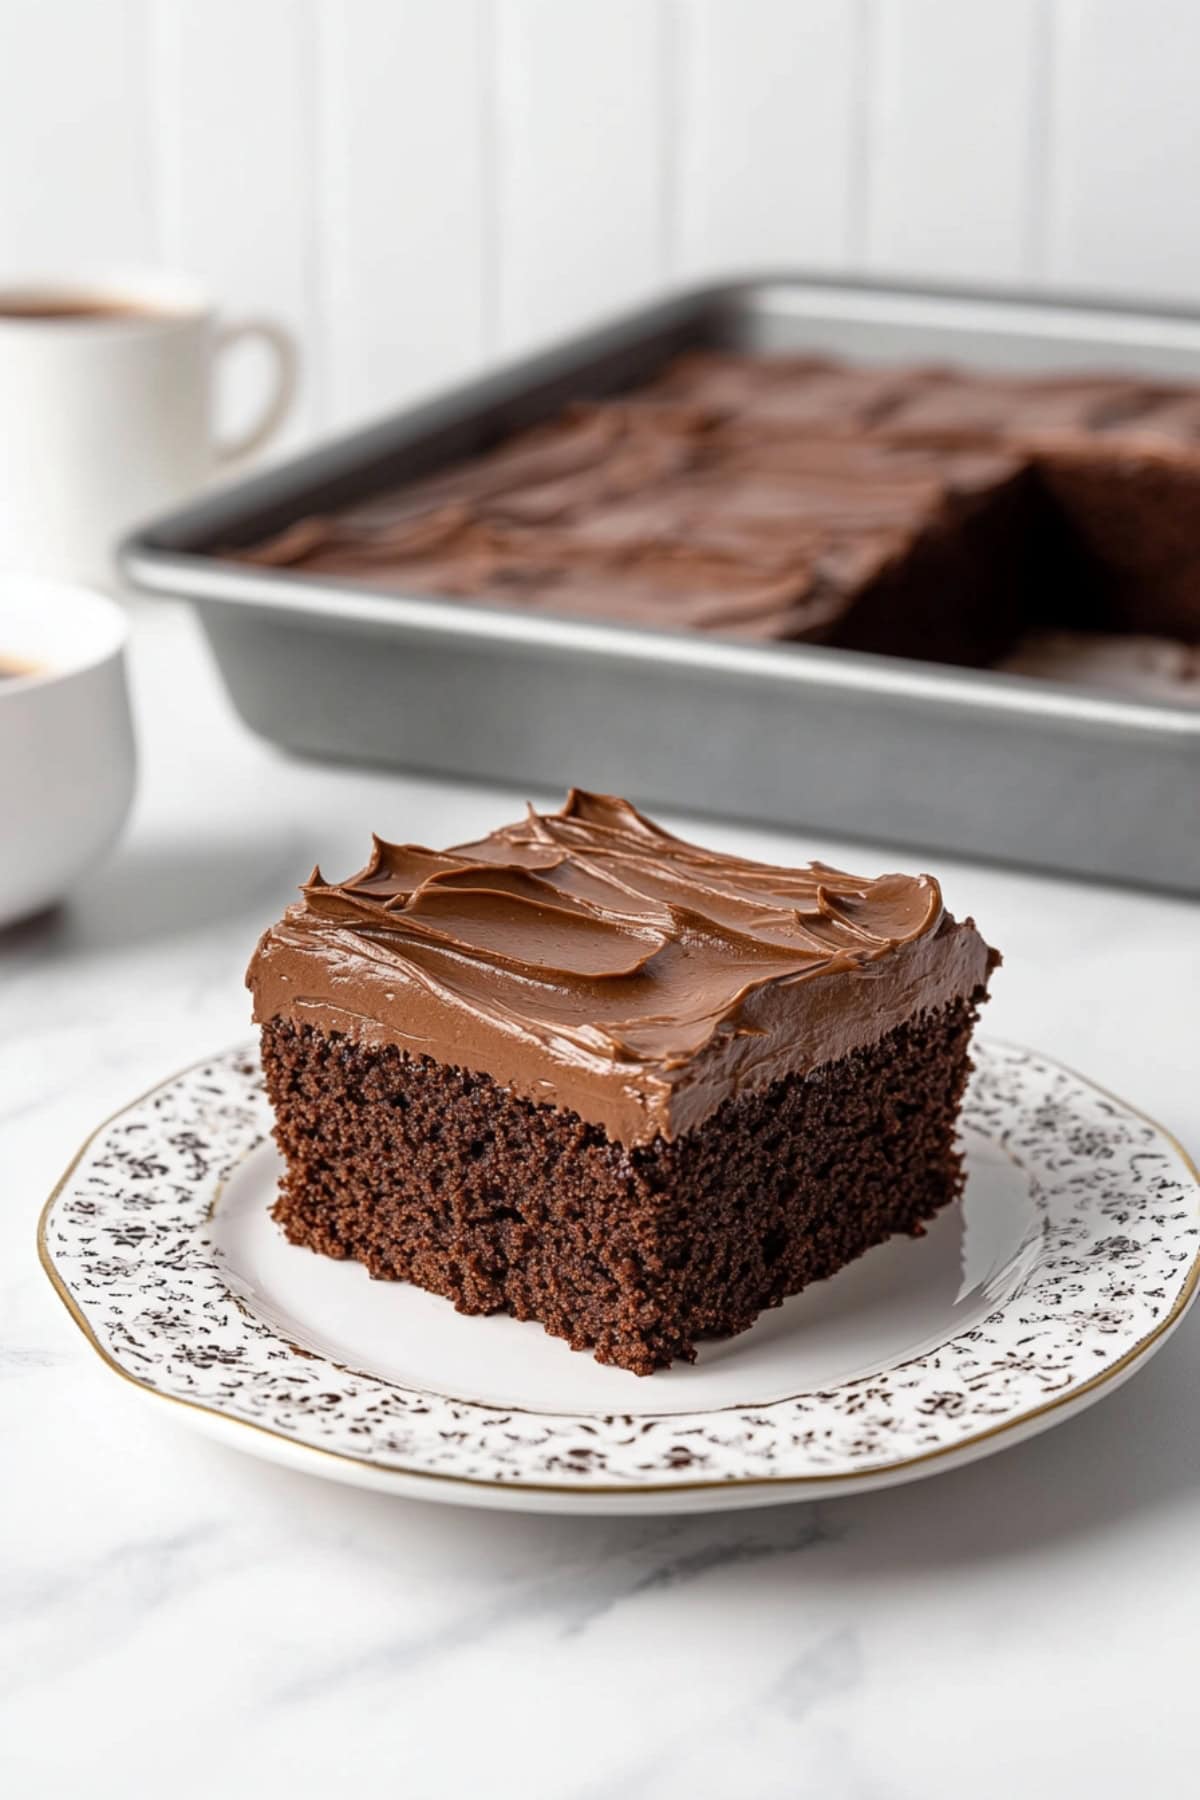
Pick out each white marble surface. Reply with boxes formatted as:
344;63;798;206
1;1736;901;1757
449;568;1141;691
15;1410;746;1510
3;601;1199;1799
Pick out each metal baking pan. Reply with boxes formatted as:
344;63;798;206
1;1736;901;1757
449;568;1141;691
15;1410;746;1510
122;275;1200;893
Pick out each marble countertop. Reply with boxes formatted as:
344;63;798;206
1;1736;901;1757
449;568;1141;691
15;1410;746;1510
4;601;1198;1799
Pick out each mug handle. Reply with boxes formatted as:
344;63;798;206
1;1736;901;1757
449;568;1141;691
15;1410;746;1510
214;318;299;464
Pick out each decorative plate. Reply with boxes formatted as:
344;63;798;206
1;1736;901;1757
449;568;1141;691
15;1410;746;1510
39;1040;1199;1515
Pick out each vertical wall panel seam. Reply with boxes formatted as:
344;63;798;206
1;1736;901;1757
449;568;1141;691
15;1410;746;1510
1043;0;1081;288
478;0;502;360
1025;0;1057;283
847;0;876;269
489;0;518;354
303;0;331;432
658;0;683;285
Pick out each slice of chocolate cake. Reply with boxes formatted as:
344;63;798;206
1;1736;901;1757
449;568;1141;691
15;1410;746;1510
877;368;1200;641
247;793;999;1374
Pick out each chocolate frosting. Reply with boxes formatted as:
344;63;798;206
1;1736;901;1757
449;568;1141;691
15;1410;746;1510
235;350;1200;650
238;404;1022;642
247;792;994;1147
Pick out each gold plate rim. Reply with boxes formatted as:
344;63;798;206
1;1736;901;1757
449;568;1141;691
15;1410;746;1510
37;1041;1200;1504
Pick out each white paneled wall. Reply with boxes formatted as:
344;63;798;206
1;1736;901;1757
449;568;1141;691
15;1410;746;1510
151;0;320;447
0;0;156;270
863;0;1047;282
2;0;1198;449
675;0;864;276
316;0;491;431
494;0;670;355
1048;0;1200;300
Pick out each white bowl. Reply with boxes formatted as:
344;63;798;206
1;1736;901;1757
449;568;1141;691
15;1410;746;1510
0;578;136;927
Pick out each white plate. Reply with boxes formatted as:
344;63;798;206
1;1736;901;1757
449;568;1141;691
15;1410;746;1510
39;1040;1200;1514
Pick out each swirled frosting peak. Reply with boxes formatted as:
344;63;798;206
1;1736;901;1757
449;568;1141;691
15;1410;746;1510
247;792;993;1145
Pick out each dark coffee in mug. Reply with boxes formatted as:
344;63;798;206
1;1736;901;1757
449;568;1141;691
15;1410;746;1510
0;295;164;323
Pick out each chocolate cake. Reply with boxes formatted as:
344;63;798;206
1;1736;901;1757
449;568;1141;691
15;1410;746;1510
247;792;999;1374
236;350;1200;672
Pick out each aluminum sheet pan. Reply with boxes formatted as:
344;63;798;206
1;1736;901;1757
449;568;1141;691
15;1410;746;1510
121;275;1200;893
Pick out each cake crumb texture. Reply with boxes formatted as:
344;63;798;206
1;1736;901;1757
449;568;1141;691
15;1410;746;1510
262;994;983;1375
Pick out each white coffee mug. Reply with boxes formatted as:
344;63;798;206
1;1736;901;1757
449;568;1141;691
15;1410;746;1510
0;270;297;586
